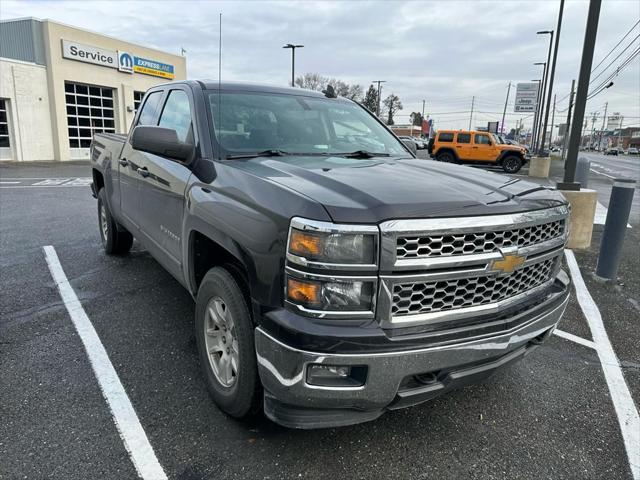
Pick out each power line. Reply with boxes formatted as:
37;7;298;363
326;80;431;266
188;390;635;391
591;19;640;75
589;34;640;85
587;46;640;99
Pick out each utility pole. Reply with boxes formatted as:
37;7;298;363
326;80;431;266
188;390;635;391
540;1;564;154
373;80;386;117
560;0;602;188
562;80;575;161
599;102;608;151
468;96;475;130
422;99;425;118
617;116;624;148
501;82;511;134
550;94;556;146
589;112;598;150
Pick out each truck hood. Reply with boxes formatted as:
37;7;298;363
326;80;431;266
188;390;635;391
229;155;566;223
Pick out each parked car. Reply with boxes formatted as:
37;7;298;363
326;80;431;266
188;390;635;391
428;130;528;173
628;147;639;155
399;135;425;149
91;81;570;429
605;148;619;156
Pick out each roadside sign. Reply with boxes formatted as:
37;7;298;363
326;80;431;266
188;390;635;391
514;83;538;112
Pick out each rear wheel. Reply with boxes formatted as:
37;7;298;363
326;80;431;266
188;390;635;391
195;267;261;418
502;155;523;174
97;188;133;254
436;151;455;163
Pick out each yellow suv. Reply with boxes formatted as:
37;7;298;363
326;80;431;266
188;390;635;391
428;130;527;173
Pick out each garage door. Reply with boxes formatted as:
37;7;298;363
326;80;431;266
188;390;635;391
0;99;12;161
65;82;115;159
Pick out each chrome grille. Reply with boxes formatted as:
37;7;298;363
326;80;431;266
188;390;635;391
396;219;565;259
392;257;558;317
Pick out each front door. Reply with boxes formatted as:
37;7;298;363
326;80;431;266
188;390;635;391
472;132;500;163
136;88;195;279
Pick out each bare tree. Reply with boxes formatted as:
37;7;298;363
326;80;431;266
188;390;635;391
383;94;403;125
294;73;326;91
294;73;363;101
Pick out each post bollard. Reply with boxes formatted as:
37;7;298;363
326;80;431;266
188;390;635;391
575;156;590;188
595;178;636;279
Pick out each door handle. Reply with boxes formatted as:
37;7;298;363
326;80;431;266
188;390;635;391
137;167;150;178
118;158;129;167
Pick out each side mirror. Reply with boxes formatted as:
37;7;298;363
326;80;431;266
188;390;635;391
131;126;194;163
401;139;417;155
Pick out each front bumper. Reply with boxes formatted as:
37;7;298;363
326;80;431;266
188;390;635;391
255;277;570;429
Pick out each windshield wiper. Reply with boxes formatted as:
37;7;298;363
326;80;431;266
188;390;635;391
333;150;391;158
225;149;290;160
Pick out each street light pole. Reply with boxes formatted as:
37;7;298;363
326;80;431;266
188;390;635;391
560;0;602;189
531;77;543;150
282;44;303;87
562;79;576;161
501;82;511;134
469;95;475;130
599;102;608;150
536;29;553;153
539;0;564;155
373;80;386;117
550;93;556;145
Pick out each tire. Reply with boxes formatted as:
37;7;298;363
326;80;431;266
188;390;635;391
195;267;261;418
436;151;455;163
97;188;133;254
502;155;523;174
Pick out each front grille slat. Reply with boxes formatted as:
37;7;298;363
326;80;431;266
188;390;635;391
392;258;557;317
396;219;564;259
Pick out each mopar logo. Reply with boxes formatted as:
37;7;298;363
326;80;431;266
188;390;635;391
118;51;133;73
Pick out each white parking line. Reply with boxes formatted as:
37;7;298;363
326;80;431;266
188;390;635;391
553;328;597;350
590;167;617;180
565;249;640;479
43;246;167;480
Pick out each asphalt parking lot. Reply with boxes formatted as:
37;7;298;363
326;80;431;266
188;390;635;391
1;159;639;480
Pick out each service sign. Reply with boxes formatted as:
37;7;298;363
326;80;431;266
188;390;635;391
514;83;538;112
118;51;134;73
62;40;117;68
133;57;175;79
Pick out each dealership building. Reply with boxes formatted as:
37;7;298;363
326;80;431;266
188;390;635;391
0;18;187;161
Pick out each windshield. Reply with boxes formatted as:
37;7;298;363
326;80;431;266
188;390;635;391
207;91;407;157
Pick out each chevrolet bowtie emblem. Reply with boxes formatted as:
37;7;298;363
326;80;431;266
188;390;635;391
490;253;526;275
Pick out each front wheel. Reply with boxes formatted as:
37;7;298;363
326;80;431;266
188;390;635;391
502;155;523;174
195;267;261;418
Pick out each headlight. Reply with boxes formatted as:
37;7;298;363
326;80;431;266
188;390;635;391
287;218;378;268
286;272;375;313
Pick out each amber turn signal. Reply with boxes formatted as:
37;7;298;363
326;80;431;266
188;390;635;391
289;229;323;257
287;277;321;306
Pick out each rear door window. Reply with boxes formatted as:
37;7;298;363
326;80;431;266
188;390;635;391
137;91;163;126
456;133;471;143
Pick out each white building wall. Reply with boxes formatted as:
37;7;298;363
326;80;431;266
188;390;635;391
0;58;55;161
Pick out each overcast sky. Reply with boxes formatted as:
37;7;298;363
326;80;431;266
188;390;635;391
2;0;639;133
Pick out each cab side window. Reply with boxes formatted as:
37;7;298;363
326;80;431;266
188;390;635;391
474;134;491;145
457;133;471;143
158;90;193;143
137;91;163;126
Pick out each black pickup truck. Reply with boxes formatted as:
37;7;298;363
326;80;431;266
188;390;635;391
91;81;571;429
